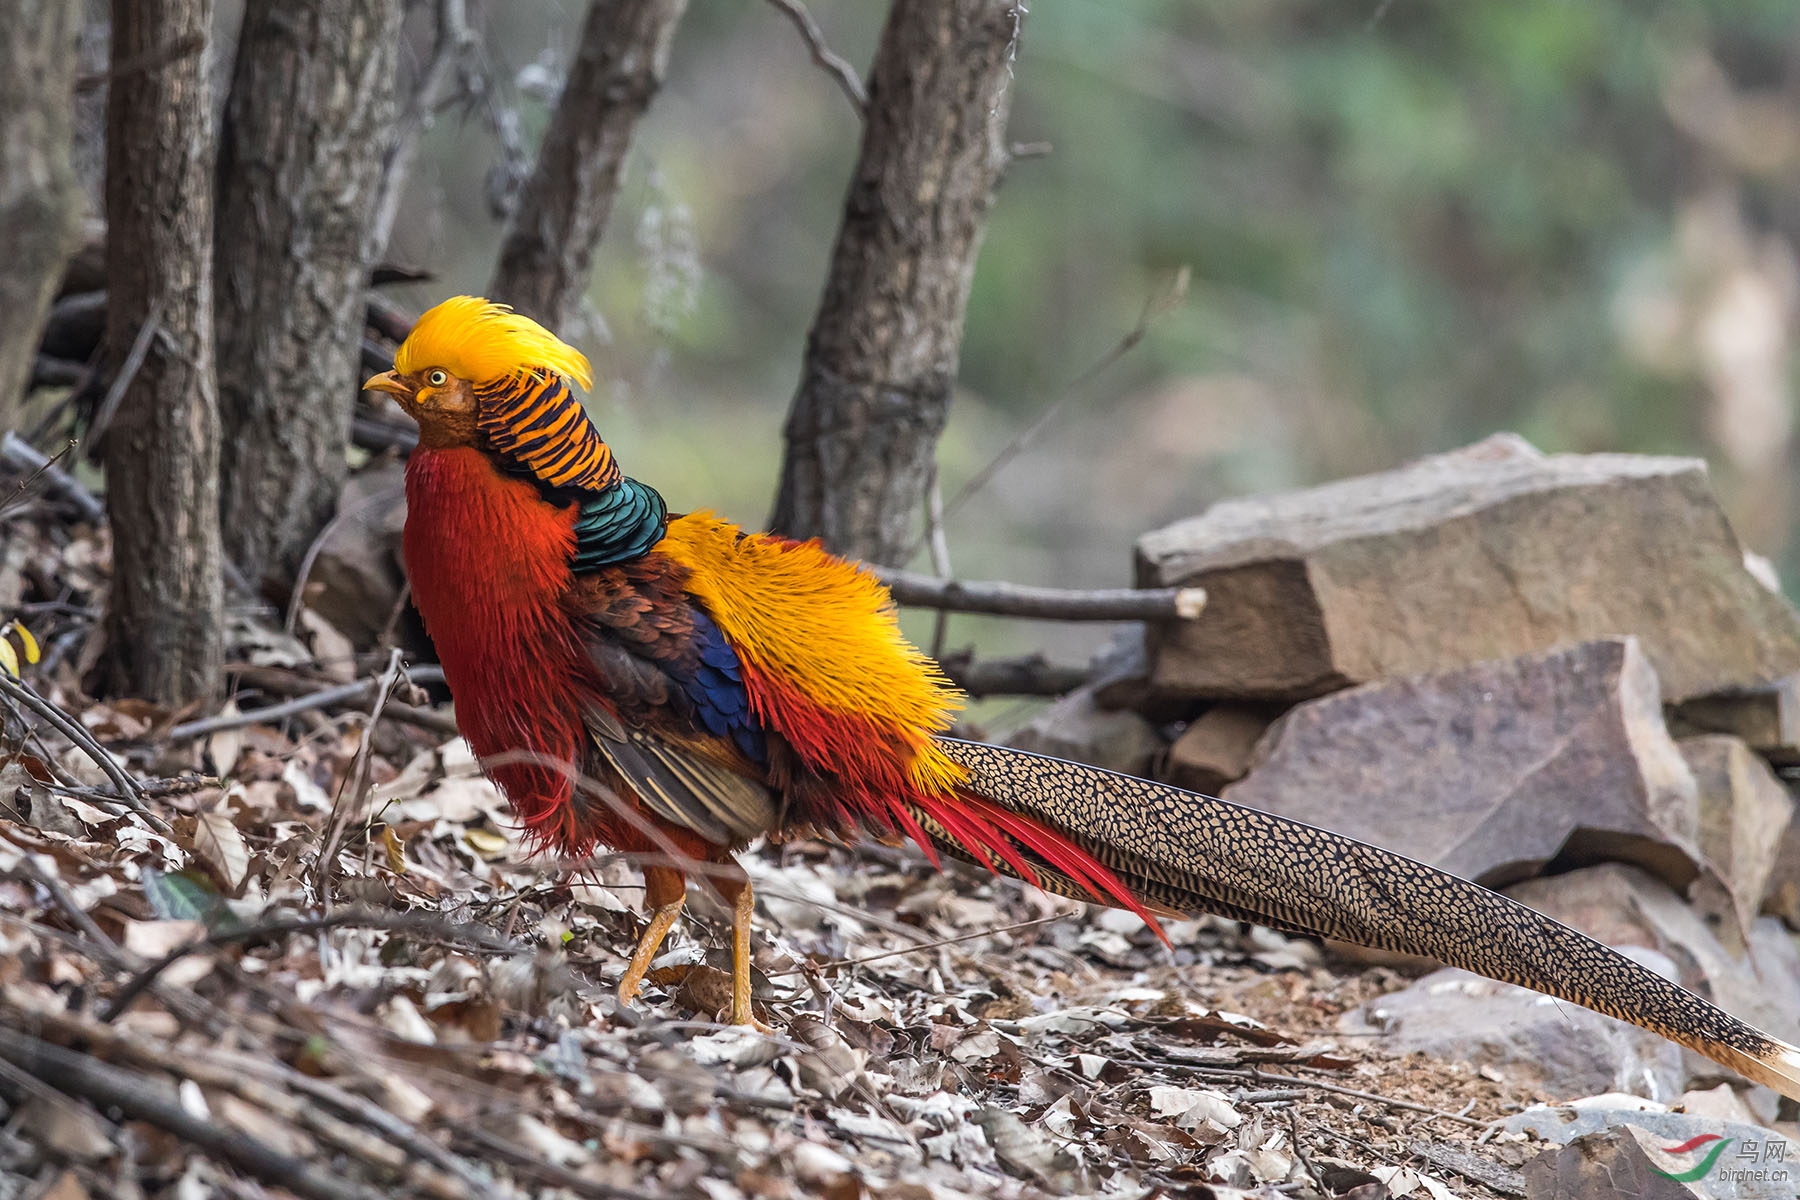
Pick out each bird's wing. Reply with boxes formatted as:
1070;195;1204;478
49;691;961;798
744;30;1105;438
937;736;1800;1102
570;562;777;846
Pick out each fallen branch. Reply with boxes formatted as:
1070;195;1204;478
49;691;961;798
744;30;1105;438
762;0;866;115
876;566;1206;623
0;673;152;814
939;651;1088;697
168;668;456;741
0;1026;385;1200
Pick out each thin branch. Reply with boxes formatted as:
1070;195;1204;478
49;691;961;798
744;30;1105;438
370;0;477;260
168;667;455;741
285;482;406;635
0;673;153;815
762;0;866;116
0;435;103;522
908;265;1191;561
0;1027;385;1200
87;298;162;446
875;565;1206;622
314;649;405;909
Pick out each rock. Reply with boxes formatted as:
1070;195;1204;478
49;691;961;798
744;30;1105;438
1764;822;1800;933
305;464;407;647
1339;956;1688;1101
1135;434;1800;702
1006;686;1164;778
1677;736;1795;939
1671;676;1800;765
1509;1106;1794;1200
1162;704;1278;794
1221;638;1703;890
1507;863;1800;1085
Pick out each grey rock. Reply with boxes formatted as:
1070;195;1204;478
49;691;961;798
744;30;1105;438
1006;686;1165;779
1135;434;1800;702
1511;1108;1795;1200
1340;956;1688;1102
1507;863;1800;1087
1222;638;1703;890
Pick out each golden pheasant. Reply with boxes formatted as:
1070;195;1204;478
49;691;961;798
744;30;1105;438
365;296;1800;1100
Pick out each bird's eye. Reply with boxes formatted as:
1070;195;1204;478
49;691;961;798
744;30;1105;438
426;369;449;387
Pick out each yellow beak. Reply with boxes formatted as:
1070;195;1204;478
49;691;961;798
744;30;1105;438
363;370;407;397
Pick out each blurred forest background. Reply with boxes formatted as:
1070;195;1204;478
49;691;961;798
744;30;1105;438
23;0;1800;698
366;0;1800;671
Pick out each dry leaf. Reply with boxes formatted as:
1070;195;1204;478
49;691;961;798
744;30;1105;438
191;809;250;894
207;700;243;776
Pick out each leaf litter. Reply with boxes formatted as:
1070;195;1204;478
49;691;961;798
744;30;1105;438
0;503;1551;1200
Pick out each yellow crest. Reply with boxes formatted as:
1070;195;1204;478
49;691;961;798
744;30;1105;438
394;296;594;389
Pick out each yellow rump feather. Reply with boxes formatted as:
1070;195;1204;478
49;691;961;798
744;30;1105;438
656;512;968;794
396;296;594;389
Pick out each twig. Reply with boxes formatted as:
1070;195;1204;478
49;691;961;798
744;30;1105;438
0;673;153;815
371;0;477;259
908;266;1190;560
168;671;456;741
938;651;1089;697
0;435;103;522
74;32;205;92
0;1027;385;1200
314;650;405;908
88;299;163;446
1245;1070;1487;1129
8;857;130;966
457;1125;654;1200
285;483;406;635
764;914;1059;978
762;0;866;115
925;470;952;659
875;566;1206;622
100;908;517;1023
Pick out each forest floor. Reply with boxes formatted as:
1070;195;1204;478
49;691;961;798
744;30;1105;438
0;503;1553;1200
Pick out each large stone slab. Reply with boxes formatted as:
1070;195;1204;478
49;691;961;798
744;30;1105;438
1135;434;1800;702
1221;638;1703;889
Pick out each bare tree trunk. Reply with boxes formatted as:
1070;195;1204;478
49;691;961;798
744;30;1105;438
770;0;1021;565
488;0;688;328
214;0;403;589
0;0;86;435
103;0;222;704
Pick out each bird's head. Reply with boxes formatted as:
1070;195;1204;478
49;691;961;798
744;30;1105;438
366;296;619;492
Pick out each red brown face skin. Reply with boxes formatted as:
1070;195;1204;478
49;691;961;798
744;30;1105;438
363;368;479;448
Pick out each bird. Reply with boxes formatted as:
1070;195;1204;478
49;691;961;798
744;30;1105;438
366;295;1800;1100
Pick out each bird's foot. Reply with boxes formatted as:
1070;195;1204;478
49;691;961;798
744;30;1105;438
617;895;685;1008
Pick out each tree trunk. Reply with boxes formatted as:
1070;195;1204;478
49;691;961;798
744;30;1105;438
769;0;1021;565
214;0;403;590
0;0;86;436
488;0;688;328
103;0;223;704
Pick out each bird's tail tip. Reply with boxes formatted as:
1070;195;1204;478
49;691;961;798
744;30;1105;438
1711;1036;1800;1103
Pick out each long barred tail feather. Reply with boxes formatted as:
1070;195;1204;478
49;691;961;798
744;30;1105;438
936;737;1800;1102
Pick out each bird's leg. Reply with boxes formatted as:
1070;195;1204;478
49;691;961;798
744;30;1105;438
617;864;685;1006
715;868;771;1032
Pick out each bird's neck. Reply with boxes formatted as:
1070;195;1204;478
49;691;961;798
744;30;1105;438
404;446;577;644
